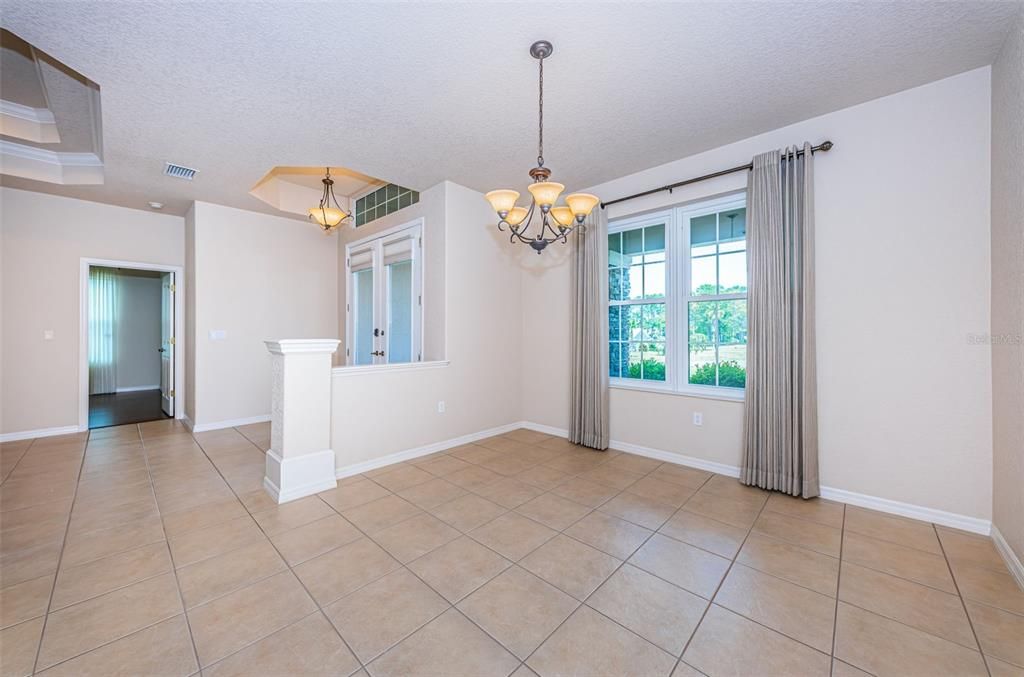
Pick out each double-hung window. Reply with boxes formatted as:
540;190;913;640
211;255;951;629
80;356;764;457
608;194;747;397
346;220;424;365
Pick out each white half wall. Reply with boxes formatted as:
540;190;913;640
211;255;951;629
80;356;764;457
520;67;994;522
330;181;523;472
0;188;185;434
188;201;338;428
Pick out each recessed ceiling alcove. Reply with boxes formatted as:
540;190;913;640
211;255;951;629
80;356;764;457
0;29;104;185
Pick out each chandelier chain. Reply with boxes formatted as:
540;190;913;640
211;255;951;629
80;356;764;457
537;55;544;168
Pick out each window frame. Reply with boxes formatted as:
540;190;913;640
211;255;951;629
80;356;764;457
344;217;425;366
608;192;747;401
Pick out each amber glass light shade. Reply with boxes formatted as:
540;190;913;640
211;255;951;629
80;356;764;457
309;207;348;228
565;193;600;219
505;206;528;226
550;206;574;227
485;190;520;214
527;181;564;207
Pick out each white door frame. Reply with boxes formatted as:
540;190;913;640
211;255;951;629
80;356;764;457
344;217;425;365
79;258;186;430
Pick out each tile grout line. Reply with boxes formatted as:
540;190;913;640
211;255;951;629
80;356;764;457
188;427;366;676
829;503;848;677
517;470;720;672
340;448;699;672
671;482;773;674
137;423;205;674
0;435;38;486
28;431;90;675
932;522;993;677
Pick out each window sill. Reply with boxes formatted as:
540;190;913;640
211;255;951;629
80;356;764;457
333;360;449;376
610;380;745;403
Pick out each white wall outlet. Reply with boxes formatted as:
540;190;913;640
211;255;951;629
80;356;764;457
209;329;227;341
43;329;54;340
437;400;446;414
693;412;703;426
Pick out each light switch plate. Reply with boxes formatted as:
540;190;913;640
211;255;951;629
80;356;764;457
209;329;227;341
43;330;54;340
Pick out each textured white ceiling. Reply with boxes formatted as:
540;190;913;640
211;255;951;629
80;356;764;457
0;1;1019;217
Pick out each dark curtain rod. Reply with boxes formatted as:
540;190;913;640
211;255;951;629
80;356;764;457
600;140;834;209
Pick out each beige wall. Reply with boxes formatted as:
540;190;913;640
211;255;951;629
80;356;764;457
520;68;994;521
331;181;523;469
991;10;1024;561
184;204;197;423
113;270;162;390
188;201;337;428
336;184;447;363
0;188;185;434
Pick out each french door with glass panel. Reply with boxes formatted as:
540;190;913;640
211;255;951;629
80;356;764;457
347;222;423;365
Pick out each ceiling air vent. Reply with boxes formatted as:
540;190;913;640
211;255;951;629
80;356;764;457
164;162;198;180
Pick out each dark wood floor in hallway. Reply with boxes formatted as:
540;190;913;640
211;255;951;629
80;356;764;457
88;389;170;429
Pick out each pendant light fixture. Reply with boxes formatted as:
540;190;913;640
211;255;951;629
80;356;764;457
485;41;600;253
309;167;352;233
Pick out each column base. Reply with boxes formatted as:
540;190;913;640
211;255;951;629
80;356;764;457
264;448;337;504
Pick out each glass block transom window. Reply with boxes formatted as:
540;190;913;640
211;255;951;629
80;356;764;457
355;184;420;227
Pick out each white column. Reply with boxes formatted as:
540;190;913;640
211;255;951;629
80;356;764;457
263;339;340;503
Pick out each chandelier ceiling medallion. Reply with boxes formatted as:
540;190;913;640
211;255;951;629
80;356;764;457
309;167;352;233
485;41;599;253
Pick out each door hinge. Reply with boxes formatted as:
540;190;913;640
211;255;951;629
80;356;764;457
346;348;350;356
418;237;422;248
169;283;176;293
418;295;422;306
346;258;350;268
169;389;175;397
169;336;176;345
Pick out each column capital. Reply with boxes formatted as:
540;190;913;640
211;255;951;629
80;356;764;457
264;339;340;355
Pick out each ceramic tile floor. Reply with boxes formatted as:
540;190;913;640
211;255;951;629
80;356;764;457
1;422;1022;676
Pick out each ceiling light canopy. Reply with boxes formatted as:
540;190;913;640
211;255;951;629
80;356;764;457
309;167;352;233
485;41;599;254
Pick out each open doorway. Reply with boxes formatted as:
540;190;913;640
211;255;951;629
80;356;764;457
80;260;181;429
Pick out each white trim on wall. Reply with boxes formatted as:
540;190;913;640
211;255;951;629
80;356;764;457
78;258;186;431
517;421;994;536
0;425;82;443
189;414;271;434
991;525;1024;589
336;421;522;478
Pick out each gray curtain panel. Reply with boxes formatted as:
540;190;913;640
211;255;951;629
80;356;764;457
570;206;610;450
741;143;820;497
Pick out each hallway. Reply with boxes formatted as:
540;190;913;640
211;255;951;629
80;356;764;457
88;390;169;429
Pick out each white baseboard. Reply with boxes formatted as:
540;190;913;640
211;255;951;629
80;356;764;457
265;448;337;503
190;414;271;433
0;425;83;443
519;420;743;478
991;524;1024;590
818;486;990;535
518;421;991;536
336;421;523;479
115;385;160;393
181;415;195;432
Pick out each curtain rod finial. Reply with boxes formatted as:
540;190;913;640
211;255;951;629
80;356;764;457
820;140;834;152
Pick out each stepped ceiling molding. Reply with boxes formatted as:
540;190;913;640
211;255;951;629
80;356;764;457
0;2;1020;215
0;29;103;185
